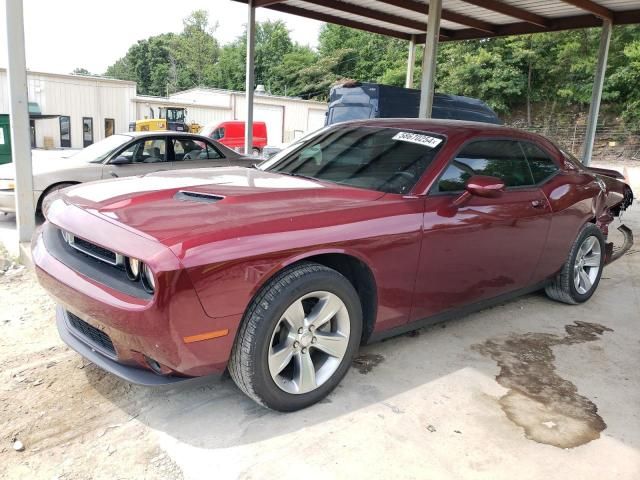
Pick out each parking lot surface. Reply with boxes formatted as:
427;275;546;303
0;166;638;480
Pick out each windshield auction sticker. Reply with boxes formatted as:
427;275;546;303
392;132;442;148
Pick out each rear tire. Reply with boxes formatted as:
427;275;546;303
545;223;605;304
229;262;362;411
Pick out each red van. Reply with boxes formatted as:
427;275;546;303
200;121;268;155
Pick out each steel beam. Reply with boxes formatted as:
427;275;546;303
582;19;612;166
244;1;256;155
405;35;416;88
418;0;442;118
559;0;614;21
4;0;35;243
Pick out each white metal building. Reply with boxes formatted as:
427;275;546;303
0;70;328;150
0;69;137;149
137;87;328;145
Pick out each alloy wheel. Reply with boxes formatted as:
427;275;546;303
268;291;350;394
573;235;602;295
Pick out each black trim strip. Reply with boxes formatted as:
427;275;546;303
367;280;551;343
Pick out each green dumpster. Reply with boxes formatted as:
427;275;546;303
0;114;11;165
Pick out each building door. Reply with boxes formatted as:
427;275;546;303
254;104;284;144
105;118;115;137
29;119;36;148
59;116;71;148
0;114;12;165
83;117;93;147
307;109;327;133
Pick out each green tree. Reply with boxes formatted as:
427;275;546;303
71;67;91;75
175;10;220;88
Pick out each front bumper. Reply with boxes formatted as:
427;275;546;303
605;224;634;265
0;190;15;213
33;215;243;384
57;306;188;386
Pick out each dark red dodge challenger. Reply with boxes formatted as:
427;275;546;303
33;120;634;411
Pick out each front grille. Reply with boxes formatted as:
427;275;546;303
61;230;122;267
67;312;116;357
72;236;118;264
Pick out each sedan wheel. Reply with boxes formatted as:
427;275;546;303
268;291;350;395
573;235;601;295
545;223;605;304
229;262;362;411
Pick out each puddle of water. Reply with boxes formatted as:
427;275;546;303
473;321;612;448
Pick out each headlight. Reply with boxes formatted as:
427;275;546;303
141;263;155;293
0;179;15;190
125;257;141;281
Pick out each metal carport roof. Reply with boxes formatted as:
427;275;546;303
233;0;640;42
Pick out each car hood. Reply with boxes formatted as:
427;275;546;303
0;154;91;179
61;167;385;247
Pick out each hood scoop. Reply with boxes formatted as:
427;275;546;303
174;190;225;204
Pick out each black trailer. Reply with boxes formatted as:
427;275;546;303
326;82;501;126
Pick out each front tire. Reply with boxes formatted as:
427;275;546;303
229;262;362;411
545;223;605;304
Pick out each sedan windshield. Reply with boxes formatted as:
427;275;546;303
260;126;445;194
70;134;132;163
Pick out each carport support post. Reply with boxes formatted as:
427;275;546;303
4;0;35;243
418;0;442;118
405;35;416;89
582;19;612;166
244;0;256;155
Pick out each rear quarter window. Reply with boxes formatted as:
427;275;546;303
520;142;559;183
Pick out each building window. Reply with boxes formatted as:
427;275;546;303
83;117;94;147
105;118;115;138
30;119;36;148
59;116;71;148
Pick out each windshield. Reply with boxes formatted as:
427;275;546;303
166;109;185;122
328;105;373;125
70;134;132;163
261;126;445;194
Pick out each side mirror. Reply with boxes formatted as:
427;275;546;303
452;175;505;207
110;156;131;165
466;175;505;198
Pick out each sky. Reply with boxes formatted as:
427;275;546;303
0;0;323;75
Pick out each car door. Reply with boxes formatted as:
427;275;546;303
168;137;231;171
101;136;170;179
410;138;553;322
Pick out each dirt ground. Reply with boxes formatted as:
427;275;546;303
1;193;639;479
0;250;183;480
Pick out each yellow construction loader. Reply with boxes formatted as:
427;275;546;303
129;107;201;133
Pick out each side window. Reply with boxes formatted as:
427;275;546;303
437;140;534;193
116;138;167;163
204;141;223;159
211;128;224;140
174;138;223;161
520;142;559;183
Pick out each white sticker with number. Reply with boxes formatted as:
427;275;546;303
392;131;442;148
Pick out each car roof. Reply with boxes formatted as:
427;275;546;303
126;131;206;138
123;131;242;157
340;118;534;139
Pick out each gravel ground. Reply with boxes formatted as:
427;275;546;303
0;250;183;480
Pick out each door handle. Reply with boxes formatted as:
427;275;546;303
531;199;546;209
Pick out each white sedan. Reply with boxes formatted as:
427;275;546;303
0;131;254;214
